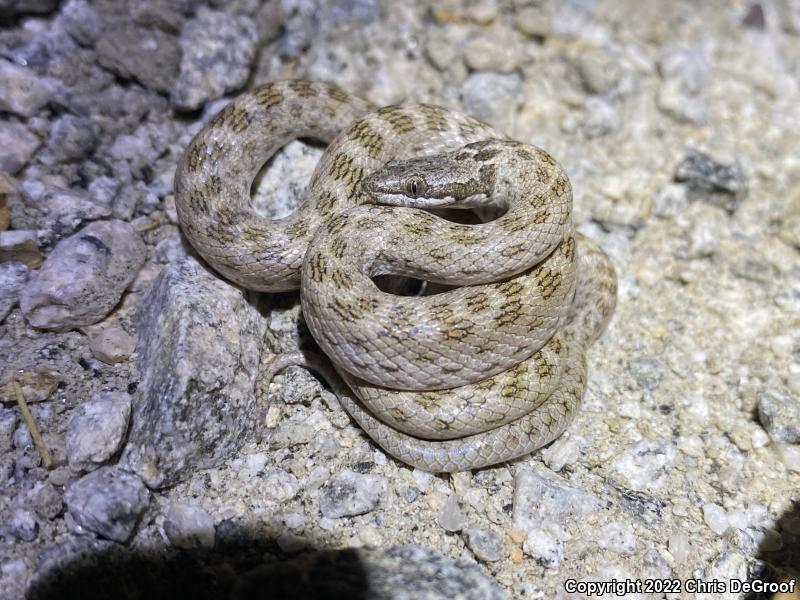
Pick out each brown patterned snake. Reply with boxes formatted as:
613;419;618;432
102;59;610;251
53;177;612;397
175;80;617;472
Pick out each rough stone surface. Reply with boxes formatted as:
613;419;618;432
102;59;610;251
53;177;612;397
0;230;43;267
674;148;748;212
88;327;137;364
20;220;146;331
232;544;505;600
163;502;215;549
122;257;268;489
171;7;259;110
0;59;54;117
0;261;28;322
319;469;387;518
758;388;800;444
64;466;150;543
66;392;132;473
0;121;40;174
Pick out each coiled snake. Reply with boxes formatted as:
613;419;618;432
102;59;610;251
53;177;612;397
175;80;616;472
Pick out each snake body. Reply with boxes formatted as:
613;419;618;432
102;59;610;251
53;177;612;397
175;81;617;472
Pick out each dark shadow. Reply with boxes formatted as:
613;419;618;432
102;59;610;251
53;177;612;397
27;521;370;600
743;501;800;600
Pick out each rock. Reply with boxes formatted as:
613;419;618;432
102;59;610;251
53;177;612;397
757;388;800;443
0;230;43;267
64;466;150;543
437;494;465;532
20;220;145;331
0;261;28;322
513;4;553;38
171;7;258;110
96;23;181;94
319;469;387;518
251;140;323;219
232;544;505;600
122;258;268;488
610;439;676;492
60;0;102;46
576;47;623;95
39;114;98;164
463;27;524;73
521;522;565;567
0;59;54;117
657;47;710;124
581;96;620;137
9;509;39;541
597;521;637;553
703;503;729;535
779;210;800;249
463;527;503;562
674;149;748;212
66;392;132;472
627;356;667;392
461;72;522;133
775;443;800;472
0;121;40;174
0;0;58;16
163;502;215;549
27;481;64;520
668;533;691;562
89;327;137;364
10;181;112;240
0;409;17;452
0;368;62;404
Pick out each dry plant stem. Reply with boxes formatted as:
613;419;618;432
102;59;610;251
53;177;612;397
13;379;53;469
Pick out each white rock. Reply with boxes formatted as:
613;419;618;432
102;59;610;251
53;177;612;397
163;502;215;549
702;503;729;535
66;392;132;472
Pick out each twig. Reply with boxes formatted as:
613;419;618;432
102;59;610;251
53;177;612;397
12;380;53;469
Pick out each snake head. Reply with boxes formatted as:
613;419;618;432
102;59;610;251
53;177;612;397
362;153;496;209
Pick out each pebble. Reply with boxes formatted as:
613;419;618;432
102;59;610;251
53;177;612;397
597;521;637;553
9;509;39;541
122;258;267;488
163;502;216;549
64;466;150;543
0;261;28;322
703;503;729;535
757;388;800;443
27;481;64;520
88;327;137;364
66;392;132;473
0;121;40;174
461;72;522;133
319;468;387;518
59;0;102;46
656;47;710;124
95;23;181;93
0;0;58;16
232;544;505;600
437;494;465;532
674;148;748;212
668;532;691;562
39;114;97;164
521;522;566;567
0;59;54;117
775;442;800;472
0;368;62;404
463;27;524;73
581;96;620;137
512;4;553;38
261;468;301;502
0;230;42;268
0;409;17;453
577;46;622;95
463;527;503;562
171;7;259;111
610;439;676;492
20;220;146;331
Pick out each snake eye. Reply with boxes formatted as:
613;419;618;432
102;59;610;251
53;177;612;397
405;177;426;198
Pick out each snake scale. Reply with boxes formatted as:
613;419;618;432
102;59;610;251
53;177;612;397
175;80;617;472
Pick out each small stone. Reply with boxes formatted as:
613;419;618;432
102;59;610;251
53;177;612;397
65;466;149;543
319;468;387;518
0;409;17;452
674;149;748;212
163;502;215;549
60;0;102;46
668;532;691;562
576;47;622;95
0;121;40;174
261;468;301;502
610;439;676;492
0;0;58;16
96;23;181;93
89;327;137;364
778;210;800;249
0;59;54;117
775;443;800;472
27;481;64;520
66;392;132;472
703;503;729;535
758;388;800;443
0;230;42;268
40;114;97;164
521;523;566;567
513;5;552;38
9;509;38;541
171;8;258;111
581;96;620;137
20;220;145;331
597;521;637;554
463;28;523;73
461;72;522;133
0;368;62;404
437;494;465;532
656;48;710;125
463;527;503;562
0;261;28;322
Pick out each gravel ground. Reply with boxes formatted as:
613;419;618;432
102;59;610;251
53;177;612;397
1;1;799;599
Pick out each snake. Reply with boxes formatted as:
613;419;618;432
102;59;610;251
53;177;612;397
174;80;617;472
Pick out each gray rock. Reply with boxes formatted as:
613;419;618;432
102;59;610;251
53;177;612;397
0;409;18;453
27;481;64;520
20;220;145;331
171;7;259;110
122;257;267;488
610;439;677;493
674;149;748;212
0;230;42;268
461;72;522;133
96;23;181;94
758;388;800;444
0;0;58;16
66;392;132;472
463;28;523;73
463;527;503;562
320;469;387;518
9;509;39;541
89;327;137;364
64;466;150;543
437;494;465;532
11;181;112;240
0;59;54;117
0;121;40;174
0;262;29;322
39;114;98;164
163;502;216;549
232;544;505;600
657;47;710;124
581;96;620;137
576;47;623;95
627;357;666;392
513;4;553;38
60;0;102;46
